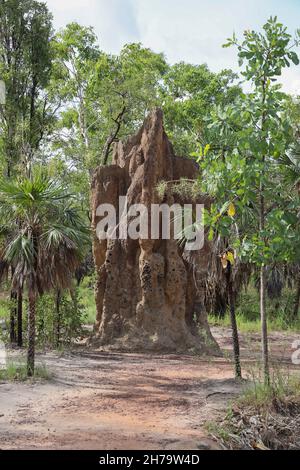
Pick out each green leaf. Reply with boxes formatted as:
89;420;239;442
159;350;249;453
290;51;299;65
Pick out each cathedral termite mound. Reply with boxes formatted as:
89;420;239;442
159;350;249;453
91;108;220;354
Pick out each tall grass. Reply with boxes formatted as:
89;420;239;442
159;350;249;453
0;361;51;381
206;368;300;449
239;365;300;408
0;296;10;320
209;313;300;333
210;285;300;333
78;277;96;324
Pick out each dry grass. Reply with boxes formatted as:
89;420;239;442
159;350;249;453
156;178;206;201
207;373;300;450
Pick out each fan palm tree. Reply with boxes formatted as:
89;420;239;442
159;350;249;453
0;171;89;376
278;143;300;319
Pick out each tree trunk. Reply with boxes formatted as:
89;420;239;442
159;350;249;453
293;274;300;319
55;290;61;348
6;159;11;178
17;289;23;348
260;79;270;386
78;95;89;151
27;290;36;377
69;287;78;310
260;264;269;385
102;106;126;166
10;291;17;344
260;185;270;386
226;262;242;379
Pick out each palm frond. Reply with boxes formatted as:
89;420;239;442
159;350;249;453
4;233;35;267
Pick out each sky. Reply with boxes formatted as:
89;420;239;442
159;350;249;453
45;0;300;94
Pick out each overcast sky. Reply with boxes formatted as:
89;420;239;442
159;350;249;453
45;0;300;94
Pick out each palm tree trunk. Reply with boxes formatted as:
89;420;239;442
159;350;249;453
17;289;23;348
226;262;242;379
55;290;61;348
69;287;78;310
10;290;17;344
293;275;300;319
27;289;36;377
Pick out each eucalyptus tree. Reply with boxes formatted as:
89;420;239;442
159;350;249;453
0;0;54;344
50;22;101;171
92;43;167;166
51;26;168;172
162;63;241;155
0;171;89;376
0;0;53;176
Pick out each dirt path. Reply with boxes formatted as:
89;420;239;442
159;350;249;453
0;327;299;450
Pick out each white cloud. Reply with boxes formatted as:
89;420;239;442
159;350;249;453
45;0;300;94
131;0;243;67
131;0;300;93
46;0;98;29
281;67;300;96
46;0;139;52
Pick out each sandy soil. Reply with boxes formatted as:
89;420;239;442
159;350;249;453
0;327;299;450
